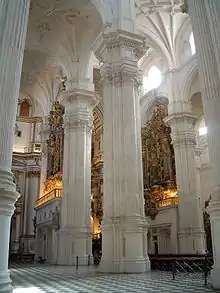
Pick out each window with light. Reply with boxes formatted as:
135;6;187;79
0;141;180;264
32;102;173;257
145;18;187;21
143;66;162;94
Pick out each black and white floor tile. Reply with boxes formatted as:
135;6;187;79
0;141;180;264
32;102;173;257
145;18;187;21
10;264;216;292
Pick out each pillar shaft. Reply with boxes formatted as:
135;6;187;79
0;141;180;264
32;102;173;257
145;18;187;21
0;1;30;292
25;173;39;236
95;30;150;273
165;113;205;253
188;0;220;288
58;89;99;265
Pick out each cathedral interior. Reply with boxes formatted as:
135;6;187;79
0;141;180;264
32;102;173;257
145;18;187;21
1;0;220;292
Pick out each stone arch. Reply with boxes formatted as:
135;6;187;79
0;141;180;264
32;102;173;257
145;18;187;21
175;17;192;66
137;26;173;69
181;59;198;103
90;0;113;25
141;91;169;126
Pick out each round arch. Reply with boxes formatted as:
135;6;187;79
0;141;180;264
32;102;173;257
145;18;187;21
90;0;113;25
181;60;198;103
141;91;169;125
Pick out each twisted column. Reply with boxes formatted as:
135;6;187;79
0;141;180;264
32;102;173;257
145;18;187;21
188;0;220;288
0;1;30;292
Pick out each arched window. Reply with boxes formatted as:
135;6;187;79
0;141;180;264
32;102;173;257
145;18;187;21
143;66;162;93
19;100;30;117
189;32;196;55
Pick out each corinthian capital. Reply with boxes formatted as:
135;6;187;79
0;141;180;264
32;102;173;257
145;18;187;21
164;113;197;147
64;115;93;134
94;30;147;90
61;88;100;134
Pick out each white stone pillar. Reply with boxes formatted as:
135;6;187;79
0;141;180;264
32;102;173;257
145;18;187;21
0;1;30;292
165;113;206;254
13;210;21;252
188;0;220;288
94;30;150;273
58;89;99;265
25;172;40;236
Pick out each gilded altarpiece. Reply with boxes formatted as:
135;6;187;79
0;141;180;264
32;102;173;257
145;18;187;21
141;104;178;219
44;101;64;195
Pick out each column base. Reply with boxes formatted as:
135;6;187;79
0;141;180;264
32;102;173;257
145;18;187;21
178;228;206;254
0;271;12;293
57;227;92;266
99;258;150;273
100;215;150;273
211;266;220;289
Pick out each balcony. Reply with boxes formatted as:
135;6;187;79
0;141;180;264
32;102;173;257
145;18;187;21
35;188;62;208
156;197;178;208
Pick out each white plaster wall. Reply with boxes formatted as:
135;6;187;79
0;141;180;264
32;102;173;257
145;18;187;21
147;206;178;254
13;121;31;152
199;166;214;207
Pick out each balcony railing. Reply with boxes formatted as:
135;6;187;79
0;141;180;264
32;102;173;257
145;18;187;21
156;197;178;208
35;188;62;208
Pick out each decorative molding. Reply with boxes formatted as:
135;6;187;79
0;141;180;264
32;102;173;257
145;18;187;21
64;115;93;134
16;116;42;123
101;66;143;91
165;113;197;147
27;170;40;177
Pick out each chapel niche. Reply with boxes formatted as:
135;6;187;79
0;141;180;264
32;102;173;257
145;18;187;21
141;104;177;220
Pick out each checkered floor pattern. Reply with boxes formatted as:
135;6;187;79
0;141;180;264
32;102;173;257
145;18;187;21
10;264;217;292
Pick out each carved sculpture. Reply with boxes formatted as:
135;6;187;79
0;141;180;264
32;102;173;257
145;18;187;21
141;104;177;219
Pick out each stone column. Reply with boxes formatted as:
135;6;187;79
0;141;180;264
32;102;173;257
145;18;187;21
0;1;30;292
57;89;99;265
25;171;40;236
95;30;150;273
165;113;206;254
13;209;21;252
188;0;220;288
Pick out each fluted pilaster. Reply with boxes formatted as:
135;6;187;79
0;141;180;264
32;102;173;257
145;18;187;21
0;1;30;292
165;112;205;254
188;0;220;288
57;89;100;266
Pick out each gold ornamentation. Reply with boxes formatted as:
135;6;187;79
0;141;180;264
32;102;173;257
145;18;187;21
43;172;62;195
142;104;177;219
47;101;64;178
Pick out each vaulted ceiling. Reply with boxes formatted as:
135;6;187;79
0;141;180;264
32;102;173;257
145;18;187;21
21;0;103;114
20;0;191;115
135;0;189;69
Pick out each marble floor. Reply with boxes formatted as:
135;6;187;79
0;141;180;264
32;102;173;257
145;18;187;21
10;264;217;293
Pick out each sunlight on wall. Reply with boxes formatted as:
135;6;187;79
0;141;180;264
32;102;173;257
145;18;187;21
199;126;207;136
143;66;162;93
189;32;196;55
